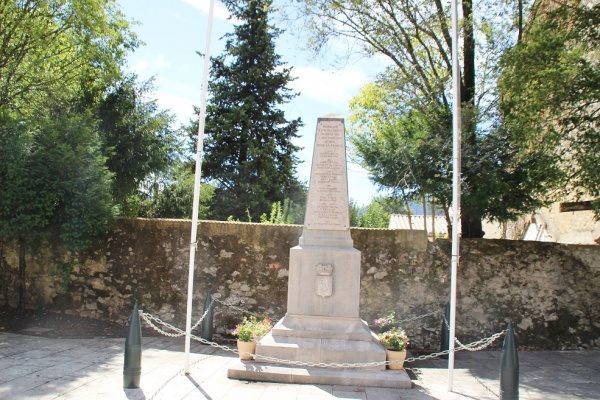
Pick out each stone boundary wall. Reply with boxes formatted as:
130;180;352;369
1;218;599;350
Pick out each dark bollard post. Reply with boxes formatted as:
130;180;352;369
439;302;450;359
500;322;519;400
123;301;142;388
200;290;214;341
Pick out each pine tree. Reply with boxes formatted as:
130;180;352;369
201;0;304;221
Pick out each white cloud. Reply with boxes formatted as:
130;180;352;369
154;91;197;123
131;60;150;74
289;67;370;107
157;54;170;68
128;55;171;80
181;0;240;23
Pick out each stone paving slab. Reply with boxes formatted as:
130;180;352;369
1;332;599;399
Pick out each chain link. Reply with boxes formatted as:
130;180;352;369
212;301;442;331
139;307;506;369
404;329;507;362
442;315;505;352
139;296;216;338
212;297;254;315
211;297;285;325
396;309;441;325
367;308;441;330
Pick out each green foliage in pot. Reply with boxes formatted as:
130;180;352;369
378;328;409;351
232;314;272;342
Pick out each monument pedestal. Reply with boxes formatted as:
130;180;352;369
257;315;385;369
256;242;386;369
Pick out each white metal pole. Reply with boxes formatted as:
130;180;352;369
448;0;462;391
184;0;216;374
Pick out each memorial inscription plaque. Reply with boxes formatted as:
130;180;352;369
304;119;349;231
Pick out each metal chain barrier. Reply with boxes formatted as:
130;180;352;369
366;308;441;331
212;297;256;315
140;295;217;338
138;304;507;369
396;309;441;325
442;315;505;352
404;329;507;362
212;296;286;325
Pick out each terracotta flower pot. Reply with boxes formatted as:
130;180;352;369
386;349;407;370
237;340;256;360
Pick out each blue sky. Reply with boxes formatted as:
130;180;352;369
118;0;389;206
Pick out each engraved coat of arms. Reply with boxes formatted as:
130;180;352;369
316;263;333;297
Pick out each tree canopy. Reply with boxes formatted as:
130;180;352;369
296;0;557;236
198;0;305;221
295;0;518;236
0;0;184;309
499;0;600;211
0;0;138;112
98;75;180;210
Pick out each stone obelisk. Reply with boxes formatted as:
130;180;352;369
256;115;385;366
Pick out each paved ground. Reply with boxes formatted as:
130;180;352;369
1;332;599;400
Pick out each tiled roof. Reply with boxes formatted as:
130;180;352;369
388;214;448;236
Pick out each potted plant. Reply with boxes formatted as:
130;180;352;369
378;328;410;370
232;314;272;360
373;311;395;332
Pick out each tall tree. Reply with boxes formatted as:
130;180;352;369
296;0;534;237
0;0;138;112
349;80;453;228
199;0;304;221
0;0;138;310
0;109;115;310
499;1;600;212
97;75;179;210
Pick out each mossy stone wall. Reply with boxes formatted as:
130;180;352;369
1;218;599;350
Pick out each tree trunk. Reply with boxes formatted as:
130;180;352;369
17;236;26;312
402;188;413;230
422;194;428;240
460;0;484;238
431;200;436;241
461;215;484;238
0;239;11;306
444;206;452;237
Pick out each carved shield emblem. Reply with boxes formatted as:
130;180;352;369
317;276;333;297
316;263;333;297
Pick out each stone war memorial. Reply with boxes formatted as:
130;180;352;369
228;115;412;388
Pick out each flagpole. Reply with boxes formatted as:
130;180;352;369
184;0;216;374
448;0;462;391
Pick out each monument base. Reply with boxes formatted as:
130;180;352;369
253;315;386;371
227;360;413;389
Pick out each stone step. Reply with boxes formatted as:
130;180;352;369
256;332;386;370
227;360;413;389
271;315;376;341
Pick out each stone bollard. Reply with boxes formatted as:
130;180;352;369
439;302;450;359
500;322;519;399
123;301;142;388
200;290;214;341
